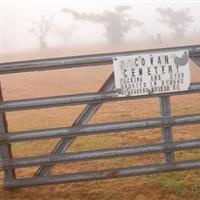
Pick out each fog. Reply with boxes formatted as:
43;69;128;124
1;0;200;54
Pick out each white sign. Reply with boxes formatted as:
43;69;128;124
113;50;190;96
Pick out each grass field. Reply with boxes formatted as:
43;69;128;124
0;45;200;200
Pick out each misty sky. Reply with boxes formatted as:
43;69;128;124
1;0;200;53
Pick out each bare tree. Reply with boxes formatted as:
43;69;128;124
156;7;193;38
30;15;54;50
62;6;143;45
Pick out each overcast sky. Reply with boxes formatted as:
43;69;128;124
1;0;200;53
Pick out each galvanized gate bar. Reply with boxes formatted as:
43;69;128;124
1;45;200;74
1;82;200;112
160;96;174;163
190;50;200;67
191;56;200;67
0;45;200;189
35;73;115;176
0;83;16;181
0;113;200;144
1;139;199;169
4;160;200;188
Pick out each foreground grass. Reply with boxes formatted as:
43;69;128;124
153;170;200;199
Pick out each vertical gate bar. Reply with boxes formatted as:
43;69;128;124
159;96;174;163
34;72;115;177
0;81;16;184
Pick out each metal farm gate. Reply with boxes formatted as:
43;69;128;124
0;45;200;189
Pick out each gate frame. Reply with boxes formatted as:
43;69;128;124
0;45;200;188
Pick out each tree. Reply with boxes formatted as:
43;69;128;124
62;6;143;45
30;15;54;50
156;7;193;38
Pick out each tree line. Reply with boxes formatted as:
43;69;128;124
29;6;194;50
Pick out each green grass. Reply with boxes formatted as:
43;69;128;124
152;171;200;199
150;149;200;199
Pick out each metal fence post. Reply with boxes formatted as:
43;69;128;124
160;96;175;163
0;82;16;183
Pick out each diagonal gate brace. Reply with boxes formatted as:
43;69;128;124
34;72;115;177
190;52;200;68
